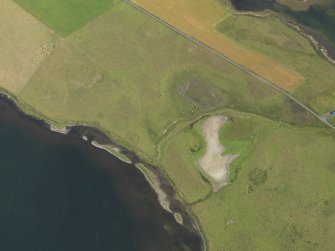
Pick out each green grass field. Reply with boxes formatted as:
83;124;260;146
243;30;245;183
14;0;121;36
159;130;211;203
219;117;256;182
191;114;335;250
1;1;335;250
18;2;304;162
216;14;335;114
157;108;335;250
329;116;335;125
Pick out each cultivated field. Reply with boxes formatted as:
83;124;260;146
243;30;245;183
133;0;304;91
0;0;57;94
14;0;121;36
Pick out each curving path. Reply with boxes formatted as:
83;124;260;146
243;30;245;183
123;0;335;130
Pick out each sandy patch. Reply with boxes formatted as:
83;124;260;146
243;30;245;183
198;116;239;192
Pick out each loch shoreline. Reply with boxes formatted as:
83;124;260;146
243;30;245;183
227;0;335;64
0;91;205;251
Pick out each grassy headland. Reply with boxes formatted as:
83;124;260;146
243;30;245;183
1;1;335;251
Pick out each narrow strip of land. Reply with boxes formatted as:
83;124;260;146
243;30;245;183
123;0;335;130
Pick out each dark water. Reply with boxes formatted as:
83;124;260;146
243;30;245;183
228;0;276;11
282;3;335;57
229;0;335;59
282;4;335;43
0;97;201;251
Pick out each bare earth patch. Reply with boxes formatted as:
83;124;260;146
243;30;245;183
198;116;239;192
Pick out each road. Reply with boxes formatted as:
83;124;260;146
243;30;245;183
123;0;335;130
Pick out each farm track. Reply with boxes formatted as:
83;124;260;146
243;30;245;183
123;0;335;130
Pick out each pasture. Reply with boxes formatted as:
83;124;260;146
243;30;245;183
0;0;57;94
310;90;335;114
158;108;335;250
192;114;335;250
14;0;121;36
2;1;335;250
330;116;335;125
18;2;295;162
159;131;211;203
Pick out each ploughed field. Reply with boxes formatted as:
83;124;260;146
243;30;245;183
1;0;335;250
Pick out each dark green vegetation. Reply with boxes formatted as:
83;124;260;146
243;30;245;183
0;98;201;251
14;0;120;36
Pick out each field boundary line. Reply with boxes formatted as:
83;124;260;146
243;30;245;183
123;0;335;130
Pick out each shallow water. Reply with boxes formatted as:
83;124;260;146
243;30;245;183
0;97;201;251
229;0;276;11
